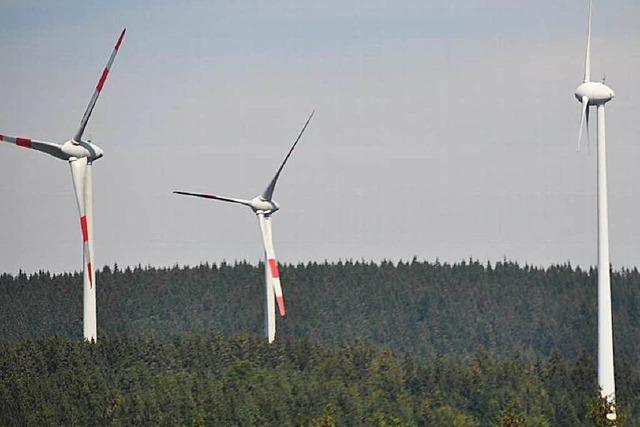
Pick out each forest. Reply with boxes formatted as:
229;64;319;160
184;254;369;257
1;334;639;425
1;260;639;424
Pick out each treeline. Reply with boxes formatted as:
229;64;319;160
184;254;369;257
1;260;639;363
1;334;639;426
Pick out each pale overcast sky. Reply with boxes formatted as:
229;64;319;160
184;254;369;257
1;0;639;274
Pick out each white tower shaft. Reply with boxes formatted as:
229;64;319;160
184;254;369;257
596;104;615;404
83;164;97;342
264;266;276;343
70;158;98;342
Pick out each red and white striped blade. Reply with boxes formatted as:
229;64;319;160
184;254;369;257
269;258;285;317
69;157;95;288
258;214;286;316
0;133;65;159
74;29;126;142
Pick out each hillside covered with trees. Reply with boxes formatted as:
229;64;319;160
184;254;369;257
1;334;639;425
1;260;640;424
1;260;639;362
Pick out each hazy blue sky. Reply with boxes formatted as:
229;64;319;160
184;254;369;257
1;0;639;274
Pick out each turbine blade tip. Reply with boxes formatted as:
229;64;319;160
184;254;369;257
115;29;126;50
276;296;286;316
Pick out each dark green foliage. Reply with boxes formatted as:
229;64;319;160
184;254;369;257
0;335;638;426
1;260;640;424
1;261;639;363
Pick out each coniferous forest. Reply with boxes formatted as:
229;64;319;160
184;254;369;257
1;260;640;425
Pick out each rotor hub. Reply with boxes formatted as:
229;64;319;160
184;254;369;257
61;140;104;162
250;196;280;214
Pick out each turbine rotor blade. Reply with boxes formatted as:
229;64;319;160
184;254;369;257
69;157;94;288
584;0;592;82
258;214;286;317
0;133;65;159
173;191;251;206
578;96;589;150
585;106;591;150
262;110;315;201
74;29;126;142
70;157;88;218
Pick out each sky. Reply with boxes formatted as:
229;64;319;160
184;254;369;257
1;0;640;274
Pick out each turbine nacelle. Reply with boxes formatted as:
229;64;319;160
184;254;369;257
61;139;104;162
250;196;280;214
575;81;615;105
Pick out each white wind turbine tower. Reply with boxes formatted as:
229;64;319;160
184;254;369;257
174;111;314;343
574;0;616;416
0;29;126;342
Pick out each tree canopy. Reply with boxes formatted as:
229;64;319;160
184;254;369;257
1;260;639;363
1;259;639;424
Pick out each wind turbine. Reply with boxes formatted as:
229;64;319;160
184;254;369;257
174;111;314;343
1;29;126;342
574;0;616;417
